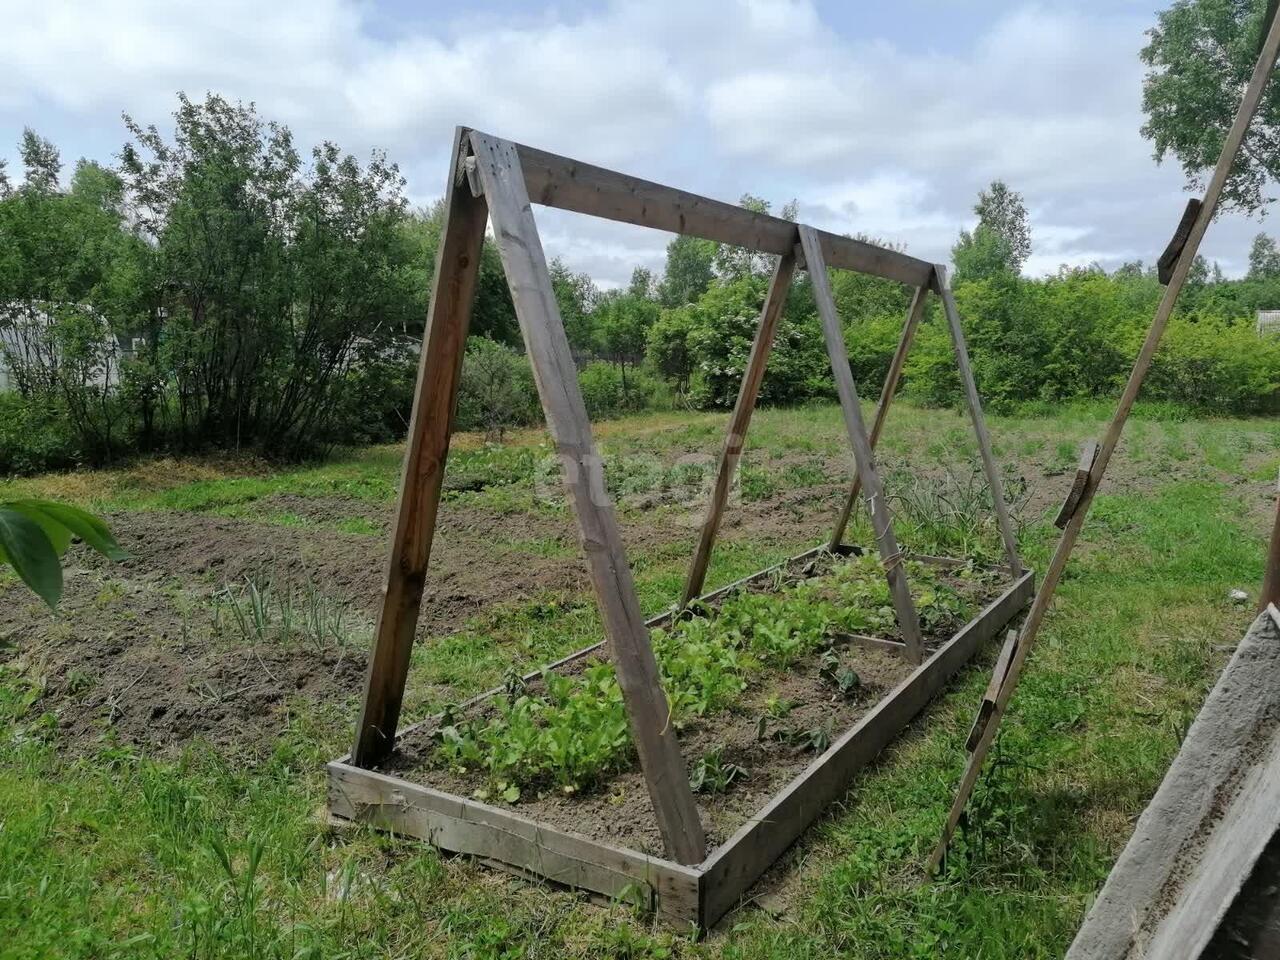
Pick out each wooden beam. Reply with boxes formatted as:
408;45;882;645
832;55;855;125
799;225;925;664
934;266;1023;576
503;136;935;290
928;5;1280;871
469;131;706;866
699;571;1034;928
352;127;488;768
1262;479;1280;612
829;285;929;551
681;250;797;607
328;762;702;926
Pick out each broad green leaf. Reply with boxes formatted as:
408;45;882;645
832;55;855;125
13;500;128;561
6;501;72;556
0;506;63;608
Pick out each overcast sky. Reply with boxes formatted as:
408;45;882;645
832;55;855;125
1;0;1275;288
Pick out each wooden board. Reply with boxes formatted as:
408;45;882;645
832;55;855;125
683;251;797;606
1054;439;1100;530
698;570;1034;927
829;285;928;551
800;224;925;663
508;136;935;290
329;560;1034;931
935;267;1023;576
469;130;705;865
328;761;702;927
352;127;489;767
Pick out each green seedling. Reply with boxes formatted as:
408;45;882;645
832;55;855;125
689;747;747;795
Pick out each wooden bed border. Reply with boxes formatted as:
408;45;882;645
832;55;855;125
328;553;1034;932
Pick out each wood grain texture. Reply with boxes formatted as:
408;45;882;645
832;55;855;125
699;571;1034;927
505;136;935;289
469;131;705;865
929;5;1280;870
829;285;929;551
1054;439;1100;530
353;127;488;768
681;251;797;606
799;225;924;663
1262;486;1280;612
935;266;1023;575
328;762;702;927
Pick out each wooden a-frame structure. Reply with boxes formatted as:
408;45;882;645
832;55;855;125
349;127;1023;867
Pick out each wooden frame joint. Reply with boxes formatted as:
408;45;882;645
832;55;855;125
1054;439;1100;529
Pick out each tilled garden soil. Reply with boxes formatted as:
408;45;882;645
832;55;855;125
383;562;1010;858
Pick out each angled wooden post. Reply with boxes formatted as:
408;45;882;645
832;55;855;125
934;265;1023;576
799;225;925;664
828;285;929;551
928;6;1280;871
1262;479;1279;612
469;130;706;865
352;128;488;768
681;250;797;607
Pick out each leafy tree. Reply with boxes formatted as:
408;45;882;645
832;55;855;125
646;307;696;393
455;338;538;441
594;291;658;394
657;234;716;307
549;257;599;353
627;266;657;300
1141;0;1280;214
1249;231;1280;277
952;180;1031;280
953;224;1016;283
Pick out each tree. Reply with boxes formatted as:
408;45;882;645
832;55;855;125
1249;232;1280;278
19;128;61;194
1141;0;1280;214
594;291;657;394
713;194;797;281
627;266;657;300
657;234;715;307
952;223;1016;283
456;338;537;442
549;257;599;353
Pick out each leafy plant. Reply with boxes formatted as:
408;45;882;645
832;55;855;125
0;499;126;607
689;747;747;795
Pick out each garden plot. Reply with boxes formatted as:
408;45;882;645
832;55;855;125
329;546;1034;930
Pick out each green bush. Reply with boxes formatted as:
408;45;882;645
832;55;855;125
1145;317;1280;413
577;362;655;420
0;393;82;474
454;338;540;439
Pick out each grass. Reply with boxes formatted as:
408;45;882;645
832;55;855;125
0;400;1276;958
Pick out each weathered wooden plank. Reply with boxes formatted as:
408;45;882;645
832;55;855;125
929;5;1280;869
965;629;1017;752
1262;484;1279;612
829;285;929;551
1054;439;1100;529
507;137;935;289
352;127;489;768
799;225;925;663
699;570;1035;927
469;131;705;865
935;266;1023;576
327;762;702;927
682;251;797;606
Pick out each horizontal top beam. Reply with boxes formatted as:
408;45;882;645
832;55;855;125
467;129;936;291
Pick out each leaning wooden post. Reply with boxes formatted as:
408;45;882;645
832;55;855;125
928;7;1280;871
469;131;706;865
681;250;797;607
799;225;925;664
352;128;488;768
828;285;929;552
934;265;1023;576
1262;475;1280;612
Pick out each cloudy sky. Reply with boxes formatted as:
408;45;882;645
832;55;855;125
1;0;1274;287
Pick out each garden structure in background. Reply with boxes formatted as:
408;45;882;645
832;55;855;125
326;127;1034;931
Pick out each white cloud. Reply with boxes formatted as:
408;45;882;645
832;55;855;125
0;0;1270;283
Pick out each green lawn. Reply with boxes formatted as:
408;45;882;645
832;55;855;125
1;401;1276;958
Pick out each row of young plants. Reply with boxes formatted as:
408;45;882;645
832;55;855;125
432;554;981;803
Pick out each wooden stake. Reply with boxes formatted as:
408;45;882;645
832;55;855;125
935;266;1023;577
928;8;1280;872
1262;477;1280;612
681;250;797;607
799;225;925;664
829;286;928;551
352;127;488;768
469;131;706;865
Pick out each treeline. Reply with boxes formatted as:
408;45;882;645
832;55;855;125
2;95;1279;474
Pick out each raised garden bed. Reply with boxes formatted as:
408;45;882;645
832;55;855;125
328;545;1034;931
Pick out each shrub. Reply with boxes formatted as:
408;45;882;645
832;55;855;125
454;338;540;440
1145;317;1280;413
577;362;655;420
0;393;82;474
